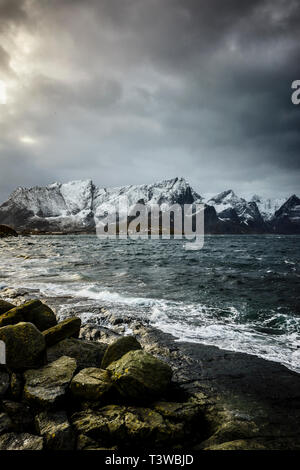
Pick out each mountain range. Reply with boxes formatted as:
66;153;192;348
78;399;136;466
0;177;299;234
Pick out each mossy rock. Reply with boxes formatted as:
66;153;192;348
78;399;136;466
0;225;18;238
70;367;112;401
0;322;46;370
0;432;43;450
72;404;183;447
43;317;81;347
0;299;52;329
35;410;75;450
47;338;107;370
107;350;173;401
101;335;142;369
0;300;15;316
23;301;57;331
24;356;77;409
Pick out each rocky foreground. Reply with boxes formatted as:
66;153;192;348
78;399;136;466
0;295;300;451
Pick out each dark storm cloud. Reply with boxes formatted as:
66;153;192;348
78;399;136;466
0;0;299;202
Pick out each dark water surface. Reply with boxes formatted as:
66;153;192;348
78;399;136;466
0;235;299;372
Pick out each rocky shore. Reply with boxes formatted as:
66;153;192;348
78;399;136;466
0;289;300;451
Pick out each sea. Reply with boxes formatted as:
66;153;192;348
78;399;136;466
0;234;299;373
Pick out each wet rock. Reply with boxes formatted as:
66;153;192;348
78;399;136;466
72;404;183;447
0;300;14;316
107;350;173;401
0;322;46;369
70;368;112;401
47;338;107;370
0;225;18;238
101;335;142;369
35;410;75;450
0;413;14;434
0;432;43;450
43;317;81;347
0;370;9;398
153;400;204;425
1;401;34;432
80;324;121;343
24;356;77;409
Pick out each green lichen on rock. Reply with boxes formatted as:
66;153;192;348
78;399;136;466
72;404;186;447
101;335;142;369
43;317;81;347
107;350;172;401
47;337;107;370
0;300;14;316
0;322;46;369
70;367;112;401
0;299;53;329
24;355;77;409
23;301;57;331
35;410;75;450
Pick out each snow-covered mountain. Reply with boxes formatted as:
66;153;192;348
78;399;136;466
0;178;298;234
205;190;266;232
270;195;300;234
251;195;287;221
0;177;204;233
93;177;202;224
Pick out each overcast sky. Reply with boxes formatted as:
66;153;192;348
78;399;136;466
0;0;299;203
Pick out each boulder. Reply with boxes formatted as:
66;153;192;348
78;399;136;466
101;335;142;369
24;356;77;409
107;350;173;401
0;432;43;450
43;317;81;347
70;368;112;401
47;338;107;370
35;410;75;450
0;225;18;238
72;404;183;447
0;299;43;328
0;413;14;435
0;370;9;398
0;300;14;316
2;401;34;432
0;322;46;369
23;301;57;331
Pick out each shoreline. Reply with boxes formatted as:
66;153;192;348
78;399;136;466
2;286;300;450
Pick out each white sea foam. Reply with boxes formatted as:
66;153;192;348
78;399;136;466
17;280;300;374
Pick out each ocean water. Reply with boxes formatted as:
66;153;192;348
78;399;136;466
0;234;299;373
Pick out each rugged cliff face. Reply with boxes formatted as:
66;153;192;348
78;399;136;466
0;177;298;234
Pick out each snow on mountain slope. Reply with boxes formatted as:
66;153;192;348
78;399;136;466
206;190;264;227
93;177;202;223
0;180;95;231
0;177;202;232
0;177;298;233
251;195;287;221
